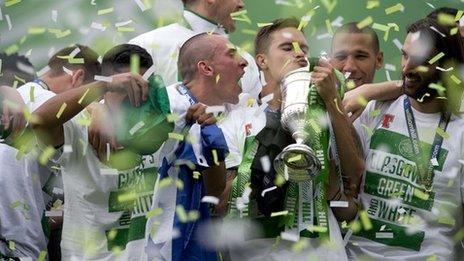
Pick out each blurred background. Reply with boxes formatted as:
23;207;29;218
1;0;463;82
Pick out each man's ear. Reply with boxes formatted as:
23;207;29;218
71;68;85;88
198;61;214;77
375;51;384;70
255;54;268;70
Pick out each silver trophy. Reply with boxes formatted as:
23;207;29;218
274;66;321;182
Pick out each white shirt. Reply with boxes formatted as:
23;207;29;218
59;109;161;260
0;82;55;260
129;10;262;100
349;95;464;260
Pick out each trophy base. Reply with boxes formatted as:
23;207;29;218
274;143;321;182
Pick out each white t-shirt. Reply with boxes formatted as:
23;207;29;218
348;95;464;260
59;111;158;261
0;82;55;259
128;10;262;100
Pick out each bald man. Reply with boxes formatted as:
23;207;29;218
145;33;248;261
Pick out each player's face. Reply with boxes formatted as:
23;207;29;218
260;27;309;82
401;32;440;101
210;37;247;104
331;33;383;87
211;0;245;33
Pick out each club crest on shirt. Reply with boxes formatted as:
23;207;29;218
398;138;414;159
382;114;395;128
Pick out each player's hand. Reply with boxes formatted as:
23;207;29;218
185;103;217;126
106;72;148;107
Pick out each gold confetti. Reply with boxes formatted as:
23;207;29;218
428;52;445;64
271;210;289;217
346;80;356;89
414;188;430;200
437;13;456;26
176;205;188;223
321;0;337;14
159;177;173;188
325;19;333;35
78;88;90;104
8;241;15;250
366;0;379;9
10;200;21;209
385;3;404;15
39;146;56;165
192;171;201;179
451;27;459;36
117;27;135;32
28;27;46;34
56;103;67;119
359;210;373;230
450;75;462;84
168;132;184;141
69;58;84;64
97;7;114;15
436;127;449;139
5;0;21;7
38;251;47;261
257;22;273;27
333;98;344;115
357;16;373;29
146;208;163;219
357;96;368;107
215;74;221;84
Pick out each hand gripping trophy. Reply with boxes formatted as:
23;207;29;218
274;55;331;182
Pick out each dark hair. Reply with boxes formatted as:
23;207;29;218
0;52;36;86
254;17;301;55
101;44;153;76
178;32;219;83
407;18;464;65
47;44;101;84
333;22;380;53
427;7;459;20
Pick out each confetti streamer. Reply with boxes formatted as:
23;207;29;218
118;27;135;32
215;74;221;84
450;75;461;84
375;232;393;238
98;7;114;15
260;155;271;172
94;75;113;82
450;27;459;36
45;210;63;217
357;16;373;29
91;22;106;31
28;27;46;34
392;38;403;50
51;10;57;22
39;146;56;165
69;58;84;64
63;66;73;76
436;127;449;139
307;225;328;233
77;88;90;105
366;0;379;9
359;210;373;230
321;0;337;14
176;205;188;223
270;210;289;217
129;121;145;135
325;19;334;35
142;64;156;80
385;3;404;15
257;22;273;27
205;106;225;114
5;14;12;31
56;103;67;119
5;0;21;7
146;208;163;219
430;26;445;37
428;52;445;64
280;232;299;242
192;171;201;179
38;251;47;261
201;196;219;205
134;0;149;11
261;186;277;197
330;201;349;207
437;13;456;26
115;20;133;27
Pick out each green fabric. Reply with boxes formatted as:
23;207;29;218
116;75;174;155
